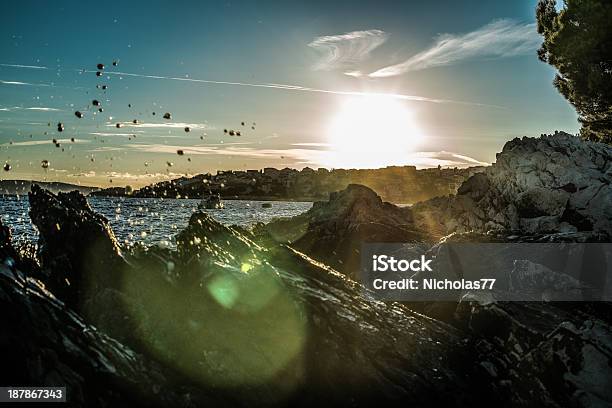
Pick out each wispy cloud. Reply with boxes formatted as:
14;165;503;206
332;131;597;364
308;29;387;72
0;79;51;87
68;171;190;180
369;19;539;77
25;107;61;111
406;151;489;168
1;139;90;147
87;146;124;152
291;142;331;147
0;63;48;70
105;122;211;130
90;132;142;137
94;70;488;106
121;143;488;169
124;143;309;159
0;106;61;112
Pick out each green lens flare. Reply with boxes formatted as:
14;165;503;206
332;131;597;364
208;274;240;309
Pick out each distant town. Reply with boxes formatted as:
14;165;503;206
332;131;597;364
91;165;485;204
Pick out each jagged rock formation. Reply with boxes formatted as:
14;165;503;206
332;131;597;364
138;210;489;406
413;133;612;238
2;187;495;407
0;220;229;408
265;184;423;275
455;299;612;408
28;184;127;311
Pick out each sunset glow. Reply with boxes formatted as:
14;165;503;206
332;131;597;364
326;96;423;168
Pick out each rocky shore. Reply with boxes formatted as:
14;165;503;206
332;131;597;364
1;133;611;407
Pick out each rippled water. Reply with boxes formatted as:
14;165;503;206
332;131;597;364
0;195;312;247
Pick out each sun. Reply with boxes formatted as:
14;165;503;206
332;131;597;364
325;95;423;168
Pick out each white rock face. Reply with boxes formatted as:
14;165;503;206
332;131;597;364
414;133;612;237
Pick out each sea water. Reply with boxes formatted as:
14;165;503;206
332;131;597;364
0;195;312;247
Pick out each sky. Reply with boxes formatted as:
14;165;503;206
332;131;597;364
0;0;578;187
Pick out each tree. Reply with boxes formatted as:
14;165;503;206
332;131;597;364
536;0;612;143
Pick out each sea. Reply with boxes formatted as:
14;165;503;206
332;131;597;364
0;196;312;248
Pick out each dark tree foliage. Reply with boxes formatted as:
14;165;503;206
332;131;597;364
536;0;612;143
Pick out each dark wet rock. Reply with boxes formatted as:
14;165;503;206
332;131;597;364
15;185;612;407
162;211;494;406
454;299;612;407
28;185;126;312
0;256;229;407
23;188;485;406
413;133;612;238
265;184;422;276
2;163;10;171
0;219;18;263
163;112;171;120
21;197;499;405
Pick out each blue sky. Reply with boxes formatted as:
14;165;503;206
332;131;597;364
0;0;578;186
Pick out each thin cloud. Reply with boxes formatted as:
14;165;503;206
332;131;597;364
308;29;387;71
291;142;331;147
1;139;90;147
25;107;62;111
0;60;495;106
68;171;190;180
0;106;62;112
87;146;124;152
369;19;540;77
95;70;490;106
106;122;211;130
123;143;488;169
90;132;142;137
0;79;51;87
124;143;320;160
407;151;489;167
0;63;48;70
